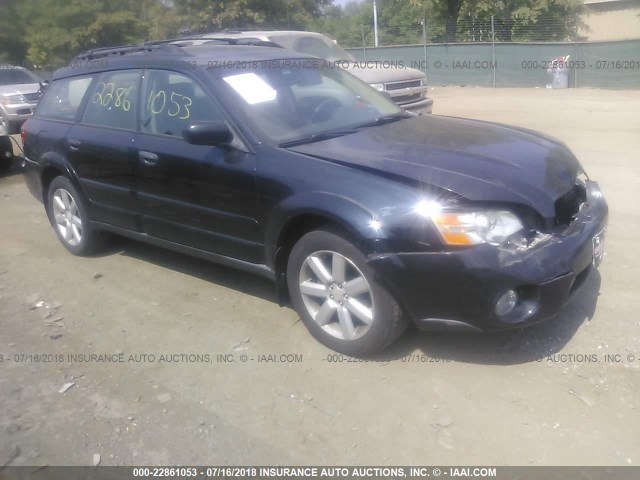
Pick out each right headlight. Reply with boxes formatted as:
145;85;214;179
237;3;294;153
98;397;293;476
432;210;523;246
1;94;26;106
370;83;385;92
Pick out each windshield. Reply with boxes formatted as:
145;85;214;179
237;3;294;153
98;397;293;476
323;42;354;62
0;68;41;86
216;60;402;144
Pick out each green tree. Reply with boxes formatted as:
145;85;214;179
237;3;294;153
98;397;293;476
0;0;28;63
309;1;377;48
17;0;150;67
172;0;330;34
458;0;583;41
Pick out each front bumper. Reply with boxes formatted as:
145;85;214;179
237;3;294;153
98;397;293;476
367;183;608;332
2;103;37;123
400;97;433;114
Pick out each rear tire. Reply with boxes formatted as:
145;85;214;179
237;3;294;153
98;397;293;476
46;176;106;256
287;228;407;355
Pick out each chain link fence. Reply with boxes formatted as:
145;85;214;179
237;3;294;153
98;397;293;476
353;16;582;48
339;15;640;89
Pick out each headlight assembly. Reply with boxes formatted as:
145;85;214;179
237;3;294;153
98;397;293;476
432;210;524;246
1;94;26;106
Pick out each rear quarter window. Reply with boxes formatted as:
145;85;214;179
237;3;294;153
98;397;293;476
36;76;93;121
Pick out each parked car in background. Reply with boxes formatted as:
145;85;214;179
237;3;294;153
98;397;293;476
0;66;43;135
184;30;433;114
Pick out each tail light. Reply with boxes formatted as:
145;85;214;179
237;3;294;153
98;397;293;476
21;120;28;146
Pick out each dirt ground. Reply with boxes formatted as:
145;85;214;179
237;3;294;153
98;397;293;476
1;87;639;467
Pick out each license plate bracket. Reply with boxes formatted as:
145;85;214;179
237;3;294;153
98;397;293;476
592;227;606;268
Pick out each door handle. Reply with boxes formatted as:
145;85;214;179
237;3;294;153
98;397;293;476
68;139;81;151
139;151;159;166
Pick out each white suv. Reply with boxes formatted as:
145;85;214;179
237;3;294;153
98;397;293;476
186;30;433;114
0;66;43;135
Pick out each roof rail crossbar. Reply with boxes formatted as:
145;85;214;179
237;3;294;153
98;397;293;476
73;42;184;62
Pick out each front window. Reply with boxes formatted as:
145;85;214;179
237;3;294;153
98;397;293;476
216;60;402;144
141;70;224;137
0;68;41;86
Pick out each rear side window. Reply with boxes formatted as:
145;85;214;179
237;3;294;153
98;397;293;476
36;76;93;121
83;70;140;130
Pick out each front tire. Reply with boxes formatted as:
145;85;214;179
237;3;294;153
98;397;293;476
46;176;105;255
287;228;407;355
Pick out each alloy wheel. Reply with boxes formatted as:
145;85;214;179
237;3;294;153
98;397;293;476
298;250;374;341
52;188;83;246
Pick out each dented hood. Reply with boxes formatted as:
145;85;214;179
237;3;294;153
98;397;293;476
288;115;583;219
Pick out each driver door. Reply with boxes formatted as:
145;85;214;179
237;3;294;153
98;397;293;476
134;70;262;263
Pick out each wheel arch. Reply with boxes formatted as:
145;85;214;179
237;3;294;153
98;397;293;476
40;153;86;214
268;192;381;305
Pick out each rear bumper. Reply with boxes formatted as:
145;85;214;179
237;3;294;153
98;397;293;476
367;184;608;332
23;157;44;202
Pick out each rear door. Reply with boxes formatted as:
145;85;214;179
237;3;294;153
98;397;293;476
66;69;141;230
134;70;262;263
26;74;95;187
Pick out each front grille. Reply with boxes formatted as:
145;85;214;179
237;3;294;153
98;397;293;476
22;93;40;102
393;93;423;104
554;184;586;226
385;80;422;91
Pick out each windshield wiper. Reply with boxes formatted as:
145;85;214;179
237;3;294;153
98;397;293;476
354;112;412;129
279;129;358;148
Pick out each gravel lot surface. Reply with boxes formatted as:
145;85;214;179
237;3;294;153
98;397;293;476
1;87;639;466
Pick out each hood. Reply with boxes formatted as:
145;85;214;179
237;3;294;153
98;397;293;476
342;63;426;84
0;83;41;96
288;115;583;219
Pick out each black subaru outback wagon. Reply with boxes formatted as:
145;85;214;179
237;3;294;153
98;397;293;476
22;40;608;355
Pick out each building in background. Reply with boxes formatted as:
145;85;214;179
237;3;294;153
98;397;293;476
580;0;640;41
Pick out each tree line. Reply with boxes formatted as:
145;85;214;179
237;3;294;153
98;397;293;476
0;0;583;68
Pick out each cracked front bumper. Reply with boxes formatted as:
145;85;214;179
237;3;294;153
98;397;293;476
367;184;608;332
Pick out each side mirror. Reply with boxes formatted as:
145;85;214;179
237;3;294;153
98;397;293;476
182;121;233;146
38;80;50;97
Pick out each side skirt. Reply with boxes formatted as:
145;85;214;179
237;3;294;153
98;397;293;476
92;221;276;281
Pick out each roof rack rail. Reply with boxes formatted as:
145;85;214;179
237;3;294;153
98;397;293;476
195;37;284;48
73;42;184;62
149;36;284;49
71;36;282;62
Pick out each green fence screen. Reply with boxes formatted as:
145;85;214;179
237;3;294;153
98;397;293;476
347;39;640;88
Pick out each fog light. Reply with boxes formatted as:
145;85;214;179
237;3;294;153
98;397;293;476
496;289;518;316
